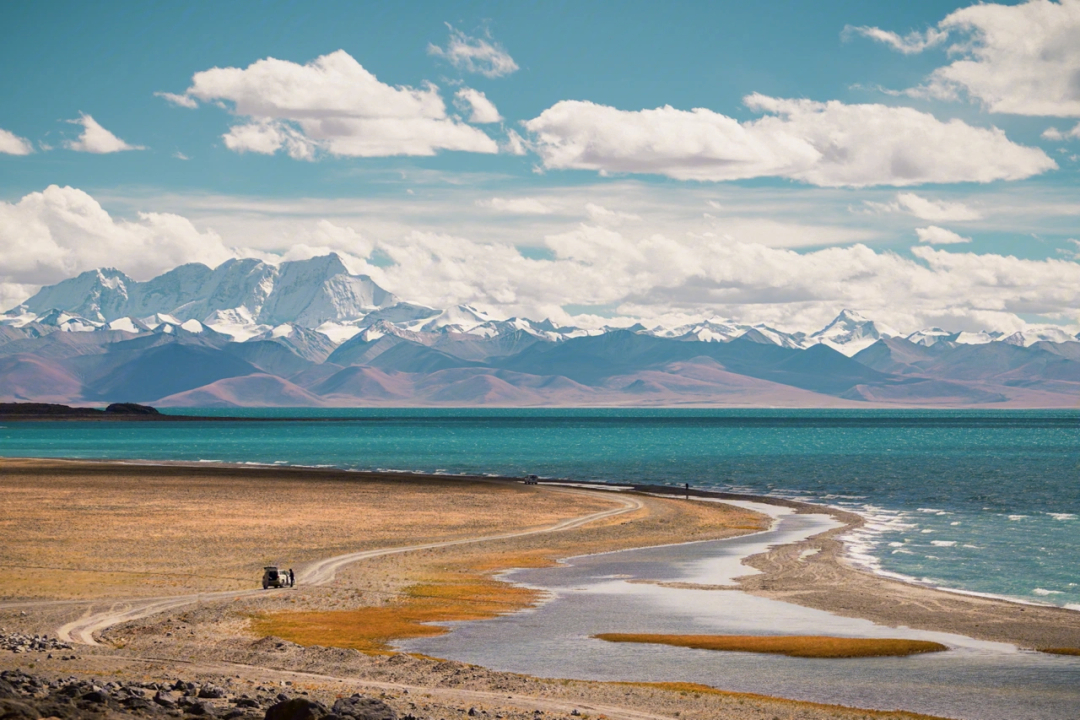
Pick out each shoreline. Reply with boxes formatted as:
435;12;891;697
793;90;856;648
570;480;1080;635
3;457;1076;720
5;455;1080;651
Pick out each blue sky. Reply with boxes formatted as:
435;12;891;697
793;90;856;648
1;0;1079;333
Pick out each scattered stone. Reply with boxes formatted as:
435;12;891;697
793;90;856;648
0;632;73;654
0;698;41;720
332;695;398;720
0;671;412;720
265;697;329;720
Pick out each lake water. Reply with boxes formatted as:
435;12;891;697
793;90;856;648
4;408;1078;609
6;408;1080;716
401;503;1080;720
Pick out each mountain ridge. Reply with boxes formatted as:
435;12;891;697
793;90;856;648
5;255;1080;407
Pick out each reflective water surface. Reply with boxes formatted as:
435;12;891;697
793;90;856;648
401;505;1080;720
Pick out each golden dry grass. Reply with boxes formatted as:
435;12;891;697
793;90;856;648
594;633;948;658
254;493;767;652
1039;647;1080;656
0;459;616;600
253;574;541;653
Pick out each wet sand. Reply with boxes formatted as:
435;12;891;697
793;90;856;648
731;495;1080;650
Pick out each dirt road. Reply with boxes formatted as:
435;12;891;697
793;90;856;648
52;486;643;646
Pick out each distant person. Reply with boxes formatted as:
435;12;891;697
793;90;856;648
289;568;294;587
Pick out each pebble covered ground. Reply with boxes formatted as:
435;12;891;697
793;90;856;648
0;666;402;719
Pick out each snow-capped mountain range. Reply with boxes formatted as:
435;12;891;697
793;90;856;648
7;253;1080;410
4;254;1076;356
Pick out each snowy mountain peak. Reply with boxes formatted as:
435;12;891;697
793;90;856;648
24;267;135;322
1000;327;1077;347
257;254;396;327
954;331;1001;345
906;327;953;347
14;254;396;335
419;305;494;333
810;309;896;356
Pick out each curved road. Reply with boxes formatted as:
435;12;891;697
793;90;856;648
55;487;642;646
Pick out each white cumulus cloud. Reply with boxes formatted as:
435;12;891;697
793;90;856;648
65;113;144;153
585;203;642;226
524;94;1055;187
0;185;236;289
865;192;982;221
916;225;972;244
869;0;1080;117
0;128;34;155
155;91;198;109
842;25;948;54
1042;123;1080;140
455;87;502;123
162;50;498;158
477;197;554;214
428;25;519;78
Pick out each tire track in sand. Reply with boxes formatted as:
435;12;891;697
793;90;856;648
55;487;642;646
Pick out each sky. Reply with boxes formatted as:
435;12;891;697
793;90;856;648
1;0;1079;334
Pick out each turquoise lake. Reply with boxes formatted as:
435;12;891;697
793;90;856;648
3;408;1079;609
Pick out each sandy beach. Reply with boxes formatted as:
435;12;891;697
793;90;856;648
1;457;1076;719
732;496;1080;650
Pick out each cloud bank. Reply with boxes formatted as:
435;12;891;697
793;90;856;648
525;94;1054;187
5;186;1080;335
0;186;236;288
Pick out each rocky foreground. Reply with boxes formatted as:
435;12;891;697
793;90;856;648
0;668;400;720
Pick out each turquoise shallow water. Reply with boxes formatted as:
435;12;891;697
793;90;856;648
2;408;1079;608
402;509;1080;720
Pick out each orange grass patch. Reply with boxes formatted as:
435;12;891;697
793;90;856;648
595;633;948;658
252;492;769;653
1039;647;1080;656
253;576;540;653
617;682;948;719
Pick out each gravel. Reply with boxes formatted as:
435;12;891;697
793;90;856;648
0;669;398;720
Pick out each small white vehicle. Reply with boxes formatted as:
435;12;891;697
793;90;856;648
262;566;294;589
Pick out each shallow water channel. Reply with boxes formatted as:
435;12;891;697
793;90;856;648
399;501;1080;720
